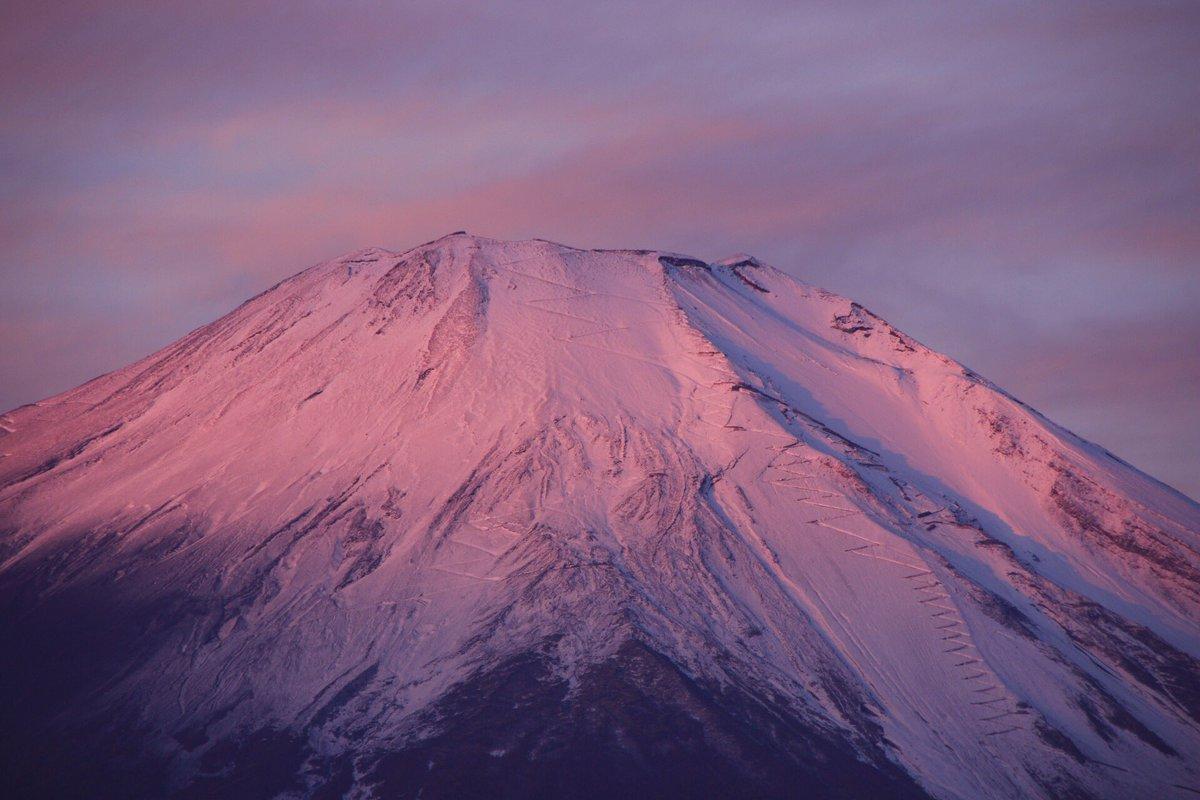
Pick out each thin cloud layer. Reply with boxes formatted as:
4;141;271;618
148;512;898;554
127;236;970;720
1;1;1197;496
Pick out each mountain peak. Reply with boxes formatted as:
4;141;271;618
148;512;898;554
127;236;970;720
1;235;1197;799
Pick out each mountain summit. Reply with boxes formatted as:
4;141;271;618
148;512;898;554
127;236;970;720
1;233;1197;799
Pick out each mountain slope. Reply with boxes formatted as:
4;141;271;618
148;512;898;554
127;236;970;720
1;233;1197;799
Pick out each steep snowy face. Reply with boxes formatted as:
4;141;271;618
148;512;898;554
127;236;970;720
0;233;1197;799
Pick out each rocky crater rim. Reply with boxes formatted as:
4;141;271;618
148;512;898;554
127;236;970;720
333;231;771;275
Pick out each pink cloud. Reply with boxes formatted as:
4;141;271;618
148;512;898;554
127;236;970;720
1;1;1196;496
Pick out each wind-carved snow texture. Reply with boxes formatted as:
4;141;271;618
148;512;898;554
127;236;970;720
0;233;1197;799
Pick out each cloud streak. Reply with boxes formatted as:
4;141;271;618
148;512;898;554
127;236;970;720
1;1;1197;496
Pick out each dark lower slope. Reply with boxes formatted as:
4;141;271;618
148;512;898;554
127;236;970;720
0;568;931;800
364;640;931;800
0;572;178;799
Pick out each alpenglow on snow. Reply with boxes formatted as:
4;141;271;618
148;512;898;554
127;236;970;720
1;233;1197;799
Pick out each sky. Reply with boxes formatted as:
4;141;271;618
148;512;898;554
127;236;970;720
1;1;1197;498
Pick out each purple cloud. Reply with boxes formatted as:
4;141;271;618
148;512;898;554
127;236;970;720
1;1;1197;496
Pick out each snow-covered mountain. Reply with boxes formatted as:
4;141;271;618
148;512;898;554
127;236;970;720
1;233;1197;799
